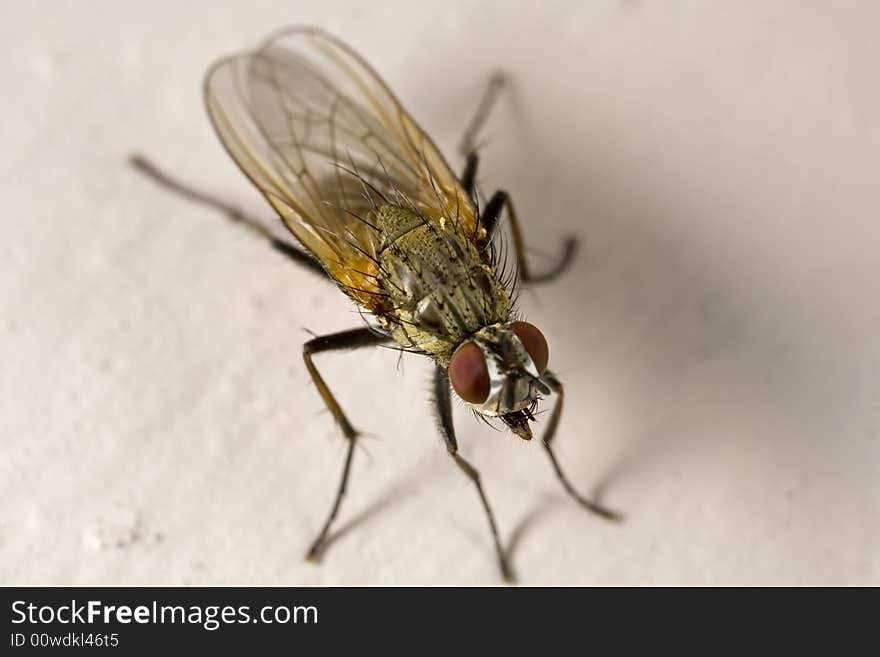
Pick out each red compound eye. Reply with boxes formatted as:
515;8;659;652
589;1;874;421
449;341;490;404
512;321;549;375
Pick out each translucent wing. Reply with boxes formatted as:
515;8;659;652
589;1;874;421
204;26;480;311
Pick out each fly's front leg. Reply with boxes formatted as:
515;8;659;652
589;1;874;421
303;327;392;560
540;370;622;521
128;154;327;277
482;190;578;284
433;366;514;582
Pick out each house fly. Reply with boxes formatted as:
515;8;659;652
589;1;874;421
132;26;619;581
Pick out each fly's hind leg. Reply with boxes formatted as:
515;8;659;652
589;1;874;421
302;327;392;560
433;366;514;582
459;72;508;198
459;73;508;160
540;370;622;521
128;154;326;278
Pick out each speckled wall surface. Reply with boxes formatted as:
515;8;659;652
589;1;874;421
3;1;879;585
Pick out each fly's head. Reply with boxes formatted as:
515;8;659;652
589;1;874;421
448;321;551;440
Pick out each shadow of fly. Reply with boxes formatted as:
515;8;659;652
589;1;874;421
132;26;620;582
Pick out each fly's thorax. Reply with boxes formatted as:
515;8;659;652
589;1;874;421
374;204;511;363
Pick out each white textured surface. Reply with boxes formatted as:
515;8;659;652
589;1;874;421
3;1;879;585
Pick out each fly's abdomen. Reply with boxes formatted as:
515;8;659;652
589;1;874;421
374;205;510;364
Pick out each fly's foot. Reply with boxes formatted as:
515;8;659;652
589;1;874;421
526;235;579;284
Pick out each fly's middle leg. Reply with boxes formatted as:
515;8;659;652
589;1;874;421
540;370;622;521
456;76;577;283
482;190;578;284
128;154;327;278
302;327;392;561
433;366;514;582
